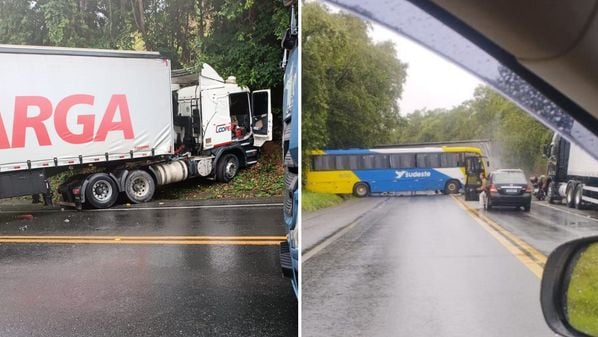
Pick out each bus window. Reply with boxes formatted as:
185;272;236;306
441;153;460;167
417;153;441;168
312;156;335;171
361;155;376;169
390;154;415;168
374;155;390;169
348;156;360;169
335;156;349;169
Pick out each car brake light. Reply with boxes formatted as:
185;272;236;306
490;184;497;193
72;188;81;196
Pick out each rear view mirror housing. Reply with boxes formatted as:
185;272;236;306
541;236;598;337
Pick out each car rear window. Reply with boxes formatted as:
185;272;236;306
493;172;527;184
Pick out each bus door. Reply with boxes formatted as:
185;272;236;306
464;156;483;200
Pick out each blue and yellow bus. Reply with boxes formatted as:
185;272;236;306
306;146;487;199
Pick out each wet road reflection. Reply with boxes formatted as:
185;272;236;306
0;200;297;337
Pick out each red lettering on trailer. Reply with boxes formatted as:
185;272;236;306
94;95;134;142
13;96;53;148
54;94;95;144
0;94;135;149
0;116;9;149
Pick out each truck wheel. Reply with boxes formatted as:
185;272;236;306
85;173;118;209
574;184;585;210
566;183;576;208
216;154;240;182
125;170;155;204
353;182;370;197
443;180;460;194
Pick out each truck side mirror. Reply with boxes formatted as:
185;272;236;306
541;236;598;337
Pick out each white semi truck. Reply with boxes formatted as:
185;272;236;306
546;132;598;209
0;45;272;209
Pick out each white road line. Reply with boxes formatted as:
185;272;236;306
91;203;283;212
302;219;360;263
0;203;282;214
302;199;388;262
533;202;598;223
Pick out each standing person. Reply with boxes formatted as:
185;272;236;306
478;172;489;209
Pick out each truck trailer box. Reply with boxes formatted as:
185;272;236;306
0;45;174;173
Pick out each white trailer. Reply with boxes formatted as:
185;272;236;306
0;45;272;209
546;133;598;209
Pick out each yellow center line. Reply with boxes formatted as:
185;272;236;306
0;235;286;240
0;235;286;245
0;239;283;245
451;195;547;278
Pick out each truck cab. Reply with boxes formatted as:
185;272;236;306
172;64;272;157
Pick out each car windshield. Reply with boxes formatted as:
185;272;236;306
493;171;527;184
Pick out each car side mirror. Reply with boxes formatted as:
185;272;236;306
541;236;598;337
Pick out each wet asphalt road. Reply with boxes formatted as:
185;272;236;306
475;199;598;255
0;199;297;337
302;194;596;337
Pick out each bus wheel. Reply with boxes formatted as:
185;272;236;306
353;182;370;198
125;170;155;204
216;153;240;182
444;180;460;194
85;173;118;209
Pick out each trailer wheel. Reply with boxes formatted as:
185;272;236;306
574;184;585;210
443;180;460;194
353;182;370;197
125;170;155;204
566;183;576;208
216;153;240;182
85;173;118;209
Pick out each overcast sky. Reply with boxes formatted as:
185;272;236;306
369;23;483;115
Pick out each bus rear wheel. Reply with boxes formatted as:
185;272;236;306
353;182;370;198
443;180;460;194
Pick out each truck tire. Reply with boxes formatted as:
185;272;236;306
216;153;240;182
353;182;370;197
443;180;460;194
85;173;118;209
574;184;585;210
566;183;576;208
124;170;155;204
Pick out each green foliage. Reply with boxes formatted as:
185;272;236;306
397;86;552;173
302;3;407;153
0;0;285;88
197;0;288;89
567;244;598;337
302;191;345;212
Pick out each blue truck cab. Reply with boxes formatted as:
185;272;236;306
280;0;299;298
